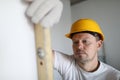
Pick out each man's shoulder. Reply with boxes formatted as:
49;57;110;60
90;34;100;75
54;50;77;67
54;50;74;60
100;61;120;74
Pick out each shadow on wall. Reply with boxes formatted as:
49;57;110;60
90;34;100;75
98;42;106;63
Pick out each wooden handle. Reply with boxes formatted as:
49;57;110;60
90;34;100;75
34;24;53;80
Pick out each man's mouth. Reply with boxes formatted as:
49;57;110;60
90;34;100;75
76;51;85;55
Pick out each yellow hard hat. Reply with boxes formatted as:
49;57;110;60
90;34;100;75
65;18;104;40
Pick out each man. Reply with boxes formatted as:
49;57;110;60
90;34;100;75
26;0;120;80
53;18;120;80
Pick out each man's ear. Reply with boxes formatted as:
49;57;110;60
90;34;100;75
97;40;103;50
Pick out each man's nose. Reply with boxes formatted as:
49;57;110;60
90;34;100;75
78;42;83;49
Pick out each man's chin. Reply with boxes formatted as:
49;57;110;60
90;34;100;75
74;53;87;58
74;56;89;63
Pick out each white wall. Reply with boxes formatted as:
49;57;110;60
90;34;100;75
71;0;120;70
0;0;72;80
0;0;38;80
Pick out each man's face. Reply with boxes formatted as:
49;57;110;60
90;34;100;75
72;33;102;63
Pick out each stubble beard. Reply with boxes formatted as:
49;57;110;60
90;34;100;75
74;54;89;64
74;52;97;64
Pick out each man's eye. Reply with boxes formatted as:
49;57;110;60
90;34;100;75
82;40;90;45
83;40;87;43
73;41;79;45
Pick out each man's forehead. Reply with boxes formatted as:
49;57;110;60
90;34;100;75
72;33;95;40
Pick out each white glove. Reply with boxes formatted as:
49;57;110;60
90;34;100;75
25;0;63;28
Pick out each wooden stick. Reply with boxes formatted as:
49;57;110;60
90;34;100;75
34;23;53;80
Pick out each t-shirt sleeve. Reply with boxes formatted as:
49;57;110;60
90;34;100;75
54;50;74;75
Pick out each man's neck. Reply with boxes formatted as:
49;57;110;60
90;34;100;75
78;60;100;72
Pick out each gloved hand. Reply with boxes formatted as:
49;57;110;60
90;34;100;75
25;0;63;28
